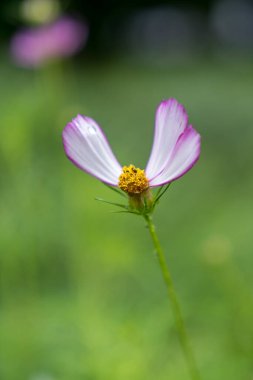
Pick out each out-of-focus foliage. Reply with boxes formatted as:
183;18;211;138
0;56;253;379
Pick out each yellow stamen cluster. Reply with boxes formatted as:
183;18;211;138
118;164;149;194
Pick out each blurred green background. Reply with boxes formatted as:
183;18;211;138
1;1;253;380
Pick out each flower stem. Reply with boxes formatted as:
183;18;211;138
144;214;201;380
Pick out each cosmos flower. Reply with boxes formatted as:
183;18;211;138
10;16;88;68
62;97;202;375
62;98;201;197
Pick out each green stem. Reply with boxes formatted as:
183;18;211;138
145;214;201;380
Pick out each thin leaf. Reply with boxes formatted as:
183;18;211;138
104;184;126;198
111;210;141;215
154;185;164;199
95;197;128;210
154;183;172;205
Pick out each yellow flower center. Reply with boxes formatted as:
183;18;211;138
118;164;149;194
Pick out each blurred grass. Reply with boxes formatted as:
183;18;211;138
0;58;253;380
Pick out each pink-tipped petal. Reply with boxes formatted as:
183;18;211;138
149;125;200;186
145;98;188;180
62;115;122;186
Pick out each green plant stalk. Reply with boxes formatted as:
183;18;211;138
144;214;201;380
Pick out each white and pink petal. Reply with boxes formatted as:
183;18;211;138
145;98;188;181
149;125;201;187
62;115;122;186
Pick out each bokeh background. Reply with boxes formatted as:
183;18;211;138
1;0;253;379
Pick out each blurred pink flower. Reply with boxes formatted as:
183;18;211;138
10;16;88;67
